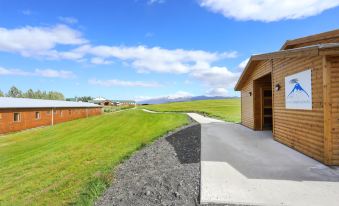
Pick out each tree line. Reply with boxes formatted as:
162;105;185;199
66;96;93;102
0;86;65;100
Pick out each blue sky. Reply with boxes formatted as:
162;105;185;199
0;0;339;101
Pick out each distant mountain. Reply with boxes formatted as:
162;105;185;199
137;95;238;105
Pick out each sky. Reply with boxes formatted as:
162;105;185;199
0;0;339;101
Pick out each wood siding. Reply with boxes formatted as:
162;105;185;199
0;107;102;135
328;56;339;165
272;56;324;162
241;60;271;129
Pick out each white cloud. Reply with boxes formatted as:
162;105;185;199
34;69;75;78
0;24;87;58
0;66;75;79
90;57;113;65
199;0;339;22
58;16;78;24
205;88;229;97
148;0;166;5
81;45;237;73
0;24;241;96
21;9;33;16
145;32;154;38
88;79;161;87
0;67;30;76
238;58;250;71
191;65;240;88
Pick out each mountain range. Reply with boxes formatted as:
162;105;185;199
137;96;239;105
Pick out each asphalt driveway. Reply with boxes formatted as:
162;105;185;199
187;113;339;206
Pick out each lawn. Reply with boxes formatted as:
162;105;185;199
142;98;241;123
0;110;188;205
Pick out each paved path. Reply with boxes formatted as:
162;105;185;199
141;109;159;113
187;113;339;206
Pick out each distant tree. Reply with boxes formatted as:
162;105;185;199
47;91;64;100
77;96;93;102
41;91;48;99
23;89;35;98
5;86;65;100
0;90;4;97
34;90;43;99
7;86;22;98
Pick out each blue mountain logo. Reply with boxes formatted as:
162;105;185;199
288;78;309;97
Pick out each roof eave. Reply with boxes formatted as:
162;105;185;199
234;45;321;91
280;29;339;50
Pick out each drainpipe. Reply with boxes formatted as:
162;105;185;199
51;108;54;126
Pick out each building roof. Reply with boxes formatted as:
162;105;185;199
281;29;339;50
234;43;339;91
0;97;102;109
88;99;112;104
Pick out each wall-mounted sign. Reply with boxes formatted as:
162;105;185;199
285;69;312;110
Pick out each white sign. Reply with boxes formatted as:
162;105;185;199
285;69;312;110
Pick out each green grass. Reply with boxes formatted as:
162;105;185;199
0;110;188;205
142;98;241;123
102;105;135;113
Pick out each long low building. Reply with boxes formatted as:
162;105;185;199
0;97;102;134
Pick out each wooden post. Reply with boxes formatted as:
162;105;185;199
51;108;54;126
323;56;333;165
271;59;275;137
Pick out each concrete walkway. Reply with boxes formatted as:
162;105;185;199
187;113;339;206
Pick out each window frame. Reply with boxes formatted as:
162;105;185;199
35;111;41;120
13;112;21;122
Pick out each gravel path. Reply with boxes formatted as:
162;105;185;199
96;123;203;206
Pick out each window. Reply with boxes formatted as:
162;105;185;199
14;113;21;122
47;110;51;115
69;110;72;115
54;110;57;115
35;112;41;120
60;111;63;117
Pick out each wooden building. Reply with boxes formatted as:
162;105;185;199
89;97;114;106
113;100;136;106
235;30;339;165
0;97;102;134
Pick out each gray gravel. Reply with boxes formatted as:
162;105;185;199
96;123;202;206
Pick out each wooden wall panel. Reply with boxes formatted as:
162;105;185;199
328;56;339;165
272;56;324;162
241;82;254;129
241;60;272;129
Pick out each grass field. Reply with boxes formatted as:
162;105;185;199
0;110;188;205
102;105;135;113
142;98;241;123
